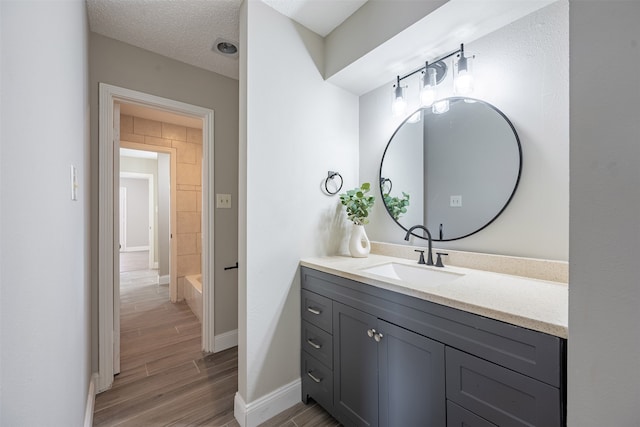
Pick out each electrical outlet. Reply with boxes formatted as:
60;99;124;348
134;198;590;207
216;193;232;209
450;195;462;207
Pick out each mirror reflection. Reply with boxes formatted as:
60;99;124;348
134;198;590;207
379;97;522;241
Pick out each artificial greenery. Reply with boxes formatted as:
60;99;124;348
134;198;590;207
340;182;375;225
383;192;410;220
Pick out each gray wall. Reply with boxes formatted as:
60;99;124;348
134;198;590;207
0;1;91;424
120;177;150;249
90;33;240;370
568;1;640;424
120;156;159;257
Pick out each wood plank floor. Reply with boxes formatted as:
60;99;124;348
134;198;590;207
94;268;339;426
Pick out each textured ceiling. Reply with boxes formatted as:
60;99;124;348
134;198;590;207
86;0;367;81
87;0;241;80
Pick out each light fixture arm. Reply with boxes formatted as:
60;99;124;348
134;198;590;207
396;44;465;85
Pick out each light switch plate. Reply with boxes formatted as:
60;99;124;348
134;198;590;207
70;165;78;201
216;193;231;209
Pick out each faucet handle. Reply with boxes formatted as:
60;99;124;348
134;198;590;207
414;249;426;265
435;252;448;268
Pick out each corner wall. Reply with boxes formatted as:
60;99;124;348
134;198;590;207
568;2;640;424
360;1;569;261
0;1;91;424
239;0;359;420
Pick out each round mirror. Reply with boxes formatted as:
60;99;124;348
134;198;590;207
379;97;522;241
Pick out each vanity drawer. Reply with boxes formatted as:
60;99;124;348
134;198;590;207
446;347;562;427
301;289;332;333
301;351;333;412
302;321;333;369
447;401;497;427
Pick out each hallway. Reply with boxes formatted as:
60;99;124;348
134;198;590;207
93;257;338;426
93;268;238;426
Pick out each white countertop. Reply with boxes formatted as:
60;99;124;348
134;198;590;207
300;254;568;339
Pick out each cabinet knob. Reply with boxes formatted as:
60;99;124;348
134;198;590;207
374;332;384;342
367;328;376;338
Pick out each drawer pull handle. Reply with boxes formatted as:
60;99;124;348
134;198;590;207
374;332;384;342
306;338;322;349
307;307;321;315
307;371;322;383
367;328;376;338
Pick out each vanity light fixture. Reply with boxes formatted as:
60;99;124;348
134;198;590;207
391;44;473;116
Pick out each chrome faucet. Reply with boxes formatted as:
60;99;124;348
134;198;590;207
404;225;434;266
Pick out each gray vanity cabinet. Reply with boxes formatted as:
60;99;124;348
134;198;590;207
332;302;446;427
300;266;566;427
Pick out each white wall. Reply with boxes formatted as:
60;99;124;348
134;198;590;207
239;0;359;418
0;1;91;425
360;1;569;261
324;0;446;80
568;2;640;425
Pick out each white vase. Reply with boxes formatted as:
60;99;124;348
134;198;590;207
349;224;371;258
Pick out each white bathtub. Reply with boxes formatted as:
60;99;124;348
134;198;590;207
184;274;202;322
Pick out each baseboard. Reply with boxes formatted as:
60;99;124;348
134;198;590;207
159;274;170;285
84;373;99;427
124;246;149;252
234;379;301;427
214;329;238;352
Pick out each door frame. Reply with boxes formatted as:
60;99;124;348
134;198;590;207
98;83;215;392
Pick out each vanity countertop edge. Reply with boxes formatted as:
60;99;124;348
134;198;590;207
300;254;568;339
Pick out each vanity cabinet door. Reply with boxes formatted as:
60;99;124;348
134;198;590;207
333;302;379;427
378;320;445;427
446;347;562;427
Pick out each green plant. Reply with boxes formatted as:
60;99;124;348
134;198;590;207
340;183;375;225
383;192;410;220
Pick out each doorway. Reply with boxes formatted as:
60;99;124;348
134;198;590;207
98;84;215;392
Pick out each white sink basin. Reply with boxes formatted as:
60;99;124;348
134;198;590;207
361;262;464;288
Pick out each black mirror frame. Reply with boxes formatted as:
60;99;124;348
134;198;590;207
379;97;523;241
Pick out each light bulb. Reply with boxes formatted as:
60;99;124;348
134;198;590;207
391;84;407;117
419;67;437;107
454;52;474;95
432;99;450;114
420;87;436;107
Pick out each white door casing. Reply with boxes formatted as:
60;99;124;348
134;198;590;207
113;103;121;376
98;83;215;392
119;187;126;252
